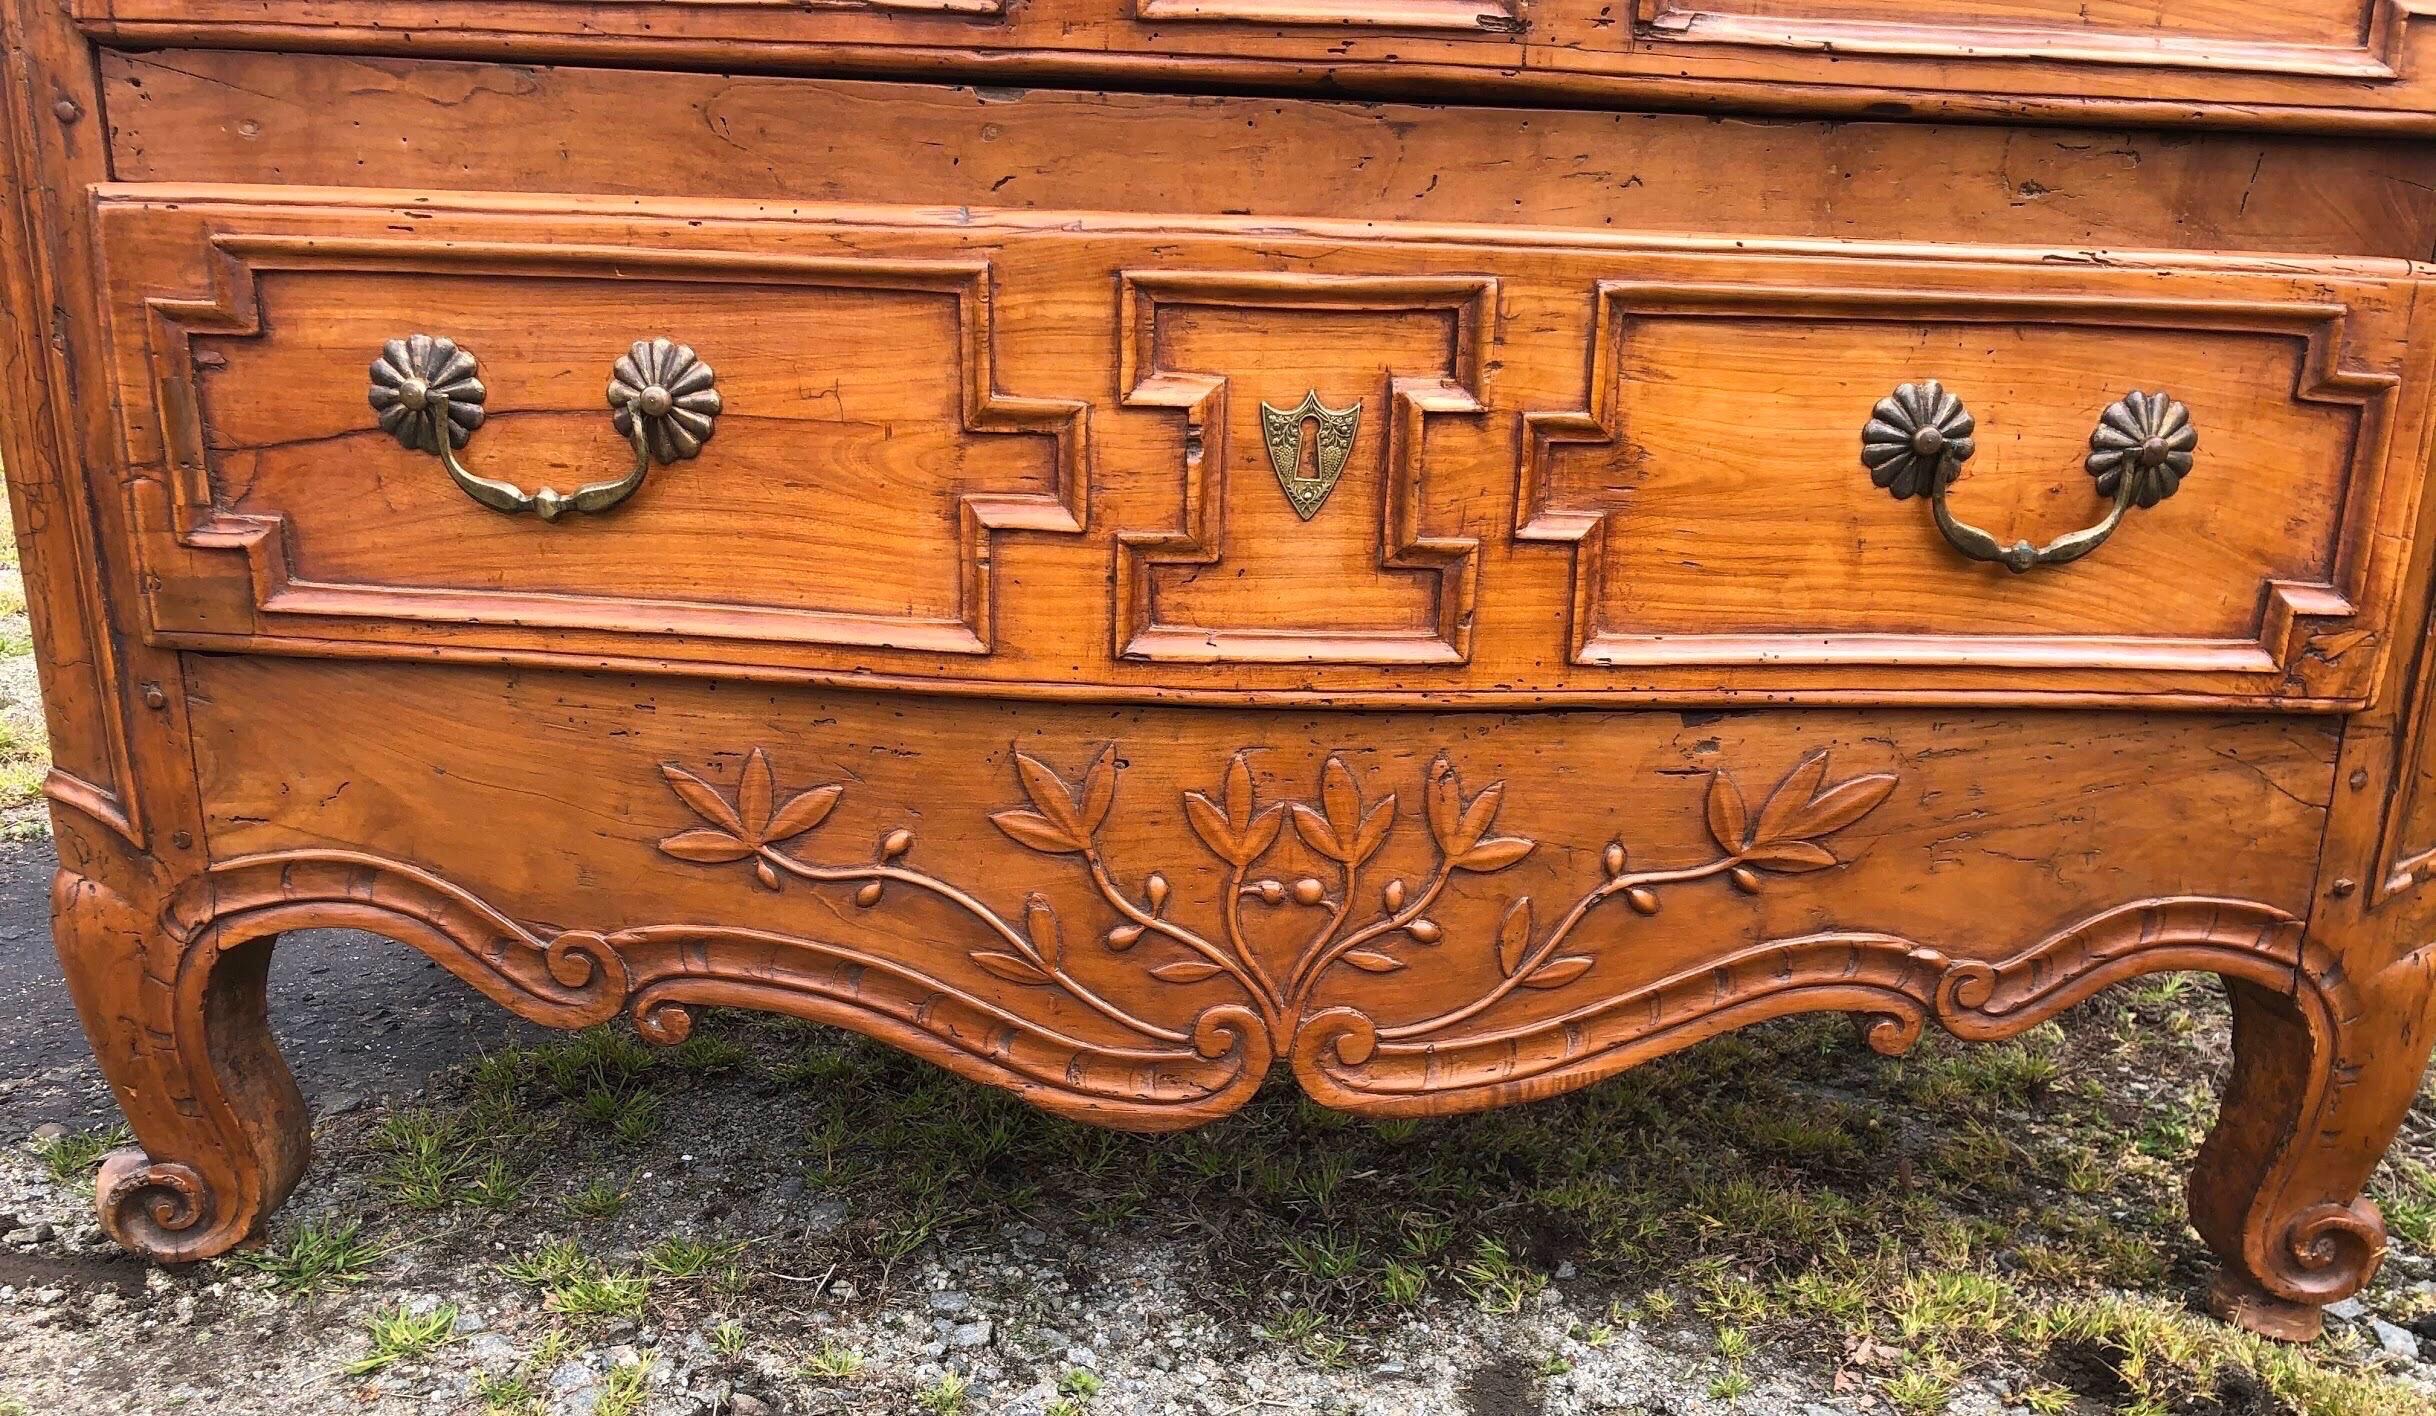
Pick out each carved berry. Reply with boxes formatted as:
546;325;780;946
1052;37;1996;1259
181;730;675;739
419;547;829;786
1292;877;1327;906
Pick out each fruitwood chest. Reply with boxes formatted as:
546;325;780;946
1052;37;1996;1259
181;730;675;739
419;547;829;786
8;0;2436;1341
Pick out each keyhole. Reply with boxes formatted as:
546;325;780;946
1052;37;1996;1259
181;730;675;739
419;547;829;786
1295;416;1322;478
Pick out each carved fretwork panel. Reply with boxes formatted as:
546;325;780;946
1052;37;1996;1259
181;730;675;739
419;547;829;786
1115;273;1487;665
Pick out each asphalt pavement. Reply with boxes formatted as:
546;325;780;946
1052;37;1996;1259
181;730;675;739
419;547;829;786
0;837;547;1139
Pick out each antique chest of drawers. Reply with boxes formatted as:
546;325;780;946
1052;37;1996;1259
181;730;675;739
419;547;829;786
10;0;2436;1344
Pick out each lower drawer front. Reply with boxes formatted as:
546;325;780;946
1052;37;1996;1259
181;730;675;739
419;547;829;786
97;192;2433;710
184;656;2335;1120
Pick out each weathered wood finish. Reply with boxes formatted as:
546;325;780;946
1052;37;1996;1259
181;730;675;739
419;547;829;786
65;0;2436;130
8;0;2436;1346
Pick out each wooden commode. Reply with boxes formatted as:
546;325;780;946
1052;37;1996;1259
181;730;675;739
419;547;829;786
7;0;2436;1342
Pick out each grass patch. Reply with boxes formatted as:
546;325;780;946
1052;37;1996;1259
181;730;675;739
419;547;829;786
34;1124;128;1182
230;1217;386;1293
342;1303;457;1376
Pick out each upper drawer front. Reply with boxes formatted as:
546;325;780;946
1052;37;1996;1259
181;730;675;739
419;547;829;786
70;0;2436;128
93;191;2434;710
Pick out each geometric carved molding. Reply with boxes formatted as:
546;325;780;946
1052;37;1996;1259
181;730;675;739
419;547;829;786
123;227;1088;658
1634;0;2429;80
1519;278;2405;706
1115;270;1488;665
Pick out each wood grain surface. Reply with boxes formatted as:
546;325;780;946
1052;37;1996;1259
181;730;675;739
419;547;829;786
7;0;2436;1346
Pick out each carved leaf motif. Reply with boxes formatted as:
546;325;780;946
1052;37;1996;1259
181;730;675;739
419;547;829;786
1456;782;1504;853
991;808;1085;855
1225;751;1256;823
1751;752;1826;846
1242;807;1285;863
1014;751;1088;841
1291;803;1346;863
1343;950;1406;974
662;763;745;837
1184;793;1240;862
1781;770;1898;842
1742;840;1838;873
738;748;776;840
1321;757;1361;847
1497;897;1534;978
1706;772;1751;853
766;784;843;843
659;829;753;864
1024;893;1063;968
1078;746;1118;836
971;951;1051;986
1522;955;1594;990
1151;960;1227;984
1455;835;1536;873
1424;757;1462;849
1351;797;1397;865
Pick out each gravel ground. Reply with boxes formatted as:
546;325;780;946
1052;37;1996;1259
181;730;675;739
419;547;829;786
2;962;2436;1415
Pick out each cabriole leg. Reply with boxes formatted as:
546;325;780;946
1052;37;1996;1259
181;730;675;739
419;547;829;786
2189;957;2436;1341
50;868;307;1262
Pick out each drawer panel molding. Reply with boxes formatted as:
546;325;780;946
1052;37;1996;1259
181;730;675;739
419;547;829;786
1520;279;2406;694
94;192;2436;709
128;232;1089;656
1115;271;1487;665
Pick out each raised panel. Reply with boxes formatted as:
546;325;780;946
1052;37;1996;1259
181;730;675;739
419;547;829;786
102;217;1085;658
1115;273;1485;665
1519;267;2418;704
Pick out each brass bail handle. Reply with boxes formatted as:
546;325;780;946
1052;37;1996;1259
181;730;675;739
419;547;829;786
1861;381;2196;574
367;334;722;521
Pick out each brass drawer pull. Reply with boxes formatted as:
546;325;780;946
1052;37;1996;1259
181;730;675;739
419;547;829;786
1862;382;2195;574
367;335;721;521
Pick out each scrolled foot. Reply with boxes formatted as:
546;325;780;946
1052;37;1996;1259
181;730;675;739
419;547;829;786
2189;970;2420;1341
94;1149;234;1263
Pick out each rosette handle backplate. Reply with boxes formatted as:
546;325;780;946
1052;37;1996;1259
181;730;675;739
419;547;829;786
1861;381;2196;575
367;335;721;521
